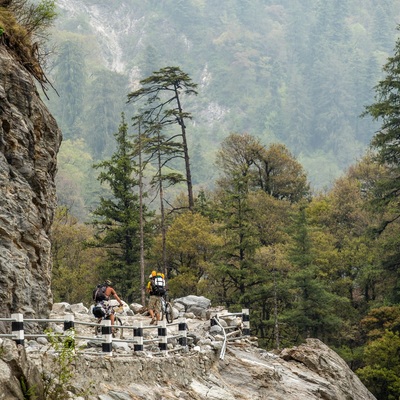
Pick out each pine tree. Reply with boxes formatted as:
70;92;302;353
127;66;198;209
364;26;400;227
283;204;347;344
363;27;400;301
52;40;86;139
131;116;186;277
90;114;147;302
214;134;261;308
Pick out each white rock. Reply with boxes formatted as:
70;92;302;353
70;303;88;314
51;302;71;313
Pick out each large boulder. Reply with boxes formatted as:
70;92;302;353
174;295;211;319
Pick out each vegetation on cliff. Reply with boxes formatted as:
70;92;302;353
0;0;56;88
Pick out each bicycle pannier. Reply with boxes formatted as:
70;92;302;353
92;305;105;318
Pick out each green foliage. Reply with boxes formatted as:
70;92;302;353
160;211;223;296
334;345;364;371
0;0;56;85
42;329;80;400
216;133;310;202
282;266;348;343
90;114;152;302
7;0;57;35
51;207;107;305
361;306;400;340
167;268;198;298
361;32;400;300
55;139;102;221
50;40;86;138
263;144;310;202
20;376;37;400
128;66;198;209
85;70;128;159
22;0;57;35
166;212;222;265
214;181;260;307
356;331;400;400
282;203;351;344
363;26;400;234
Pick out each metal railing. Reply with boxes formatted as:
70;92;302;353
2;308;250;359
1;313;188;356
210;309;250;360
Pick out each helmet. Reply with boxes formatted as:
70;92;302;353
151;270;157;277
105;279;112;286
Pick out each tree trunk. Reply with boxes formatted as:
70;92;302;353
138;125;146;306
175;86;194;209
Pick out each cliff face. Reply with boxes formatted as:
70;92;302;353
0;45;61;319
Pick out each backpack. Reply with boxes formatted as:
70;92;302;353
92;305;105;318
151;275;166;296
93;284;108;302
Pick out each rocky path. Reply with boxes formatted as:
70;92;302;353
0;297;376;400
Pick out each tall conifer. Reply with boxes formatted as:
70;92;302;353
127;66;198;209
91;114;146;302
364;28;400;222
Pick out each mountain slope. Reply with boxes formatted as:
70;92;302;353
47;0;400;197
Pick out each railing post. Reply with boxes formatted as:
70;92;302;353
133;321;143;351
64;314;75;352
64;314;75;331
178;318;187;347
158;319;167;351
101;319;112;355
242;308;250;336
11;313;24;345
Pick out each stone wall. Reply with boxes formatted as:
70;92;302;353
0;45;61;319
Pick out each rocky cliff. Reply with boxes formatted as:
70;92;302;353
0;44;61;320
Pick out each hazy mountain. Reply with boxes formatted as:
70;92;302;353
45;0;400;207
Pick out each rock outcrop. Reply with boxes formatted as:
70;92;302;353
72;339;376;400
0;45;61;320
0;338;45;399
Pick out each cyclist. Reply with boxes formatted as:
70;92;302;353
93;279;123;331
146;271;165;325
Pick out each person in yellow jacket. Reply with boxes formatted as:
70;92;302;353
146;270;164;325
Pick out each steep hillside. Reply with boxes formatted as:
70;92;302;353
47;0;400;211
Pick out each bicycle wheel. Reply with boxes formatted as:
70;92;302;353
160;297;166;321
113;316;123;338
95;318;102;336
165;302;174;324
